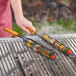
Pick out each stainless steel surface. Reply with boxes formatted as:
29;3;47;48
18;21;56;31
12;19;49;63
0;34;76;76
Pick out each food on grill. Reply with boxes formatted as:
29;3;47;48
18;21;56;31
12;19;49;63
3;28;19;36
25;40;55;59
41;33;72;55
4;28;55;59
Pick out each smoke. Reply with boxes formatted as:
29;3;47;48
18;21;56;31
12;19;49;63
37;20;74;34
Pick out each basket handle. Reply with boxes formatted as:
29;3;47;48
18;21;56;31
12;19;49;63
3;28;19;36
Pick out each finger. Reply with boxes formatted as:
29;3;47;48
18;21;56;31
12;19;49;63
25;19;35;31
19;25;31;34
28;24;36;32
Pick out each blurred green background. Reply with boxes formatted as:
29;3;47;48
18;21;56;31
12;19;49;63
13;0;76;35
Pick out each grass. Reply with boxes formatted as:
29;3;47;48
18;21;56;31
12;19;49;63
49;19;76;32
13;21;23;35
13;19;76;35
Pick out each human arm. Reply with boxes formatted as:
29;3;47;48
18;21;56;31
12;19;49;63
10;0;36;34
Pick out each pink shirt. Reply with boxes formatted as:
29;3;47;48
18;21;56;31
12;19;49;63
0;0;12;37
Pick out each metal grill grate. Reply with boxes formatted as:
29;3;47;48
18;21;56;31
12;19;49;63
0;34;76;76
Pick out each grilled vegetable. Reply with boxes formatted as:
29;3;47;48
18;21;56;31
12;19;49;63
25;40;55;59
41;33;72;55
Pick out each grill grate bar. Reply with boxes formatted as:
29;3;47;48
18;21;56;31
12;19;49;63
7;40;23;76
4;41;16;76
61;37;76;72
15;39;40;76
0;41;11;76
9;41;41;75
5;40;20;76
8;40;25;76
0;34;76;76
55;37;76;76
0;62;4;76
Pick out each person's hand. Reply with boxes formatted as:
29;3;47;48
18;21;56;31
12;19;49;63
15;16;36;34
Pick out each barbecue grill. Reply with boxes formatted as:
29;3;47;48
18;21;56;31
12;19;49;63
0;34;76;76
